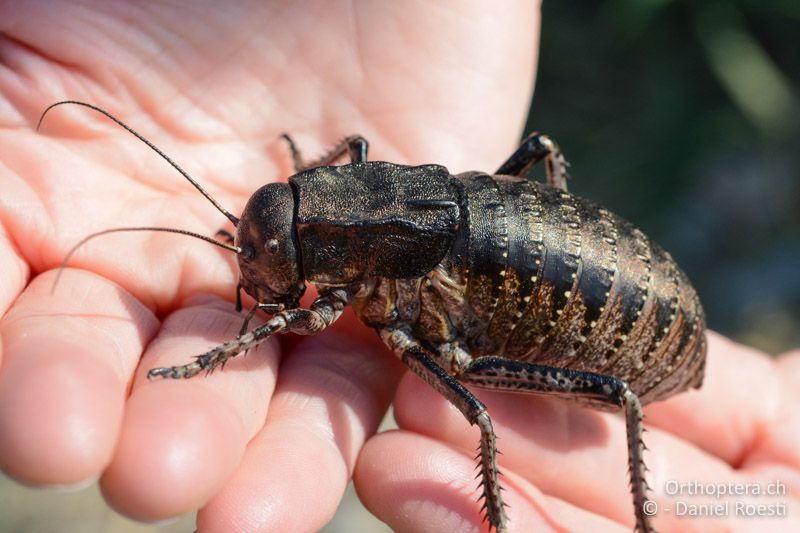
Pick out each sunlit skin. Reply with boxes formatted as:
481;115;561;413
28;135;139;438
1;2;798;531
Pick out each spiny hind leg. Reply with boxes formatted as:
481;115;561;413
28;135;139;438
281;133;369;171
147;289;350;379
380;328;508;532
459;357;652;533
495;132;570;191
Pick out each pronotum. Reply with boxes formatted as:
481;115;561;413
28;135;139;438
41;100;706;532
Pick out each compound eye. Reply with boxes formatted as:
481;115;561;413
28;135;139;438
266;239;279;254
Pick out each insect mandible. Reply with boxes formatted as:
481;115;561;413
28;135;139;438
40;100;706;533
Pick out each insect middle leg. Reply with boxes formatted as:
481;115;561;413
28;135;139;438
458;356;652;533
495;132;570;191
281;133;369;171
380;327;509;532
147;289;350;379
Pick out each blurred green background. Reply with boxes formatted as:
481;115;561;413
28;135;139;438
529;0;799;355
2;1;798;532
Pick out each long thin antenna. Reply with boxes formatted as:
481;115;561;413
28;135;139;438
51;227;241;293
38;100;240;226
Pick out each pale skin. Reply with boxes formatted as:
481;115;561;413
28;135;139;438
0;1;798;531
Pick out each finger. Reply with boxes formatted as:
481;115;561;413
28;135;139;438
100;295;279;522
742;349;800;481
644;332;785;466
355;430;627;533
0;269;158;485
196;331;402;532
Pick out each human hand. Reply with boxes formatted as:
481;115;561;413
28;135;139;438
0;1;539;530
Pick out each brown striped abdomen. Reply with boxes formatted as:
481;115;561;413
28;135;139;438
453;173;706;405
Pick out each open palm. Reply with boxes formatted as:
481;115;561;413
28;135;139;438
1;2;798;532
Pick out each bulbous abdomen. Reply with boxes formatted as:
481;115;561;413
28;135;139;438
454;173;706;405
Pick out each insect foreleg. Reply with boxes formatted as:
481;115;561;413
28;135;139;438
281;133;369;172
459;357;652;533
380;328;509;532
148;289;351;380
495;132;570;191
